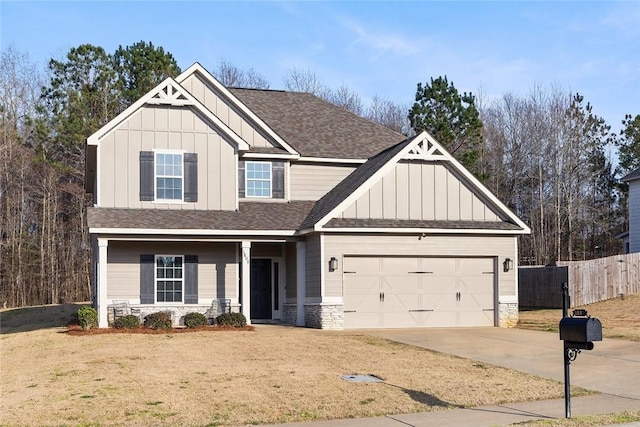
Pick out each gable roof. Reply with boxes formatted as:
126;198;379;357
230;88;407;160
86;77;248;150
622;167;640;182
300;136;415;229
301;131;531;234
85;77;252;192
176;63;300;157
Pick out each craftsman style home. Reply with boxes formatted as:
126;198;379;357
85;63;530;329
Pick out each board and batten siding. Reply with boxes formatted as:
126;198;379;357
180;73;274;149
106;241;238;304
285;242;297;301
305;234;322;299
323;234;517;300
629;180;640;253
290;163;356;201
98;105;237;210
340;161;500;222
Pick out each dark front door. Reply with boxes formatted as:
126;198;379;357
250;259;272;319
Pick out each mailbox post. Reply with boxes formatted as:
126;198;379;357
559;282;602;418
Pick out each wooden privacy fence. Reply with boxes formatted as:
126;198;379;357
519;252;640;308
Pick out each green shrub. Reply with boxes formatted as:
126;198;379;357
114;314;140;329
143;312;172;330
77;306;98;330
184;312;208;328
215;312;247;327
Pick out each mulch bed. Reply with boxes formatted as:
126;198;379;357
66;320;255;335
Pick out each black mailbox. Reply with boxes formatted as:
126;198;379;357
559;314;602;350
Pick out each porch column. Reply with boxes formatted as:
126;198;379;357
241;241;251;324
296;241;306;326
97;238;108;328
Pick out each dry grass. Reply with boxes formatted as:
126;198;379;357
508;410;640;426
0;304;572;427
518;294;640;341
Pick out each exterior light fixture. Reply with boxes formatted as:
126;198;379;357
503;258;513;272
329;257;338;272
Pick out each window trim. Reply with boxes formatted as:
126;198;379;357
154;150;184;203
245;161;272;198
154;255;184;304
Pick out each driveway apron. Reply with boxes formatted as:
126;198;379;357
364;327;640;400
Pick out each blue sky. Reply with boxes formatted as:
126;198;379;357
1;1;639;133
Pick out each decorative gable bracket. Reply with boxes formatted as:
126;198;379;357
405;138;447;161
146;81;194;107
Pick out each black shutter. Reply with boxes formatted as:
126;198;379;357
238;160;245;199
272;161;285;199
139;151;154;201
184;153;198;202
140;254;155;304
184;255;198;304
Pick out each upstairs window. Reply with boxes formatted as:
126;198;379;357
246;161;272;198
156;152;183;201
140;151;197;203
238;160;285;199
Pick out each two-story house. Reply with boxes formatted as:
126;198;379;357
85;63;530;329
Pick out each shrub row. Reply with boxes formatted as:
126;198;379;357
77;307;248;330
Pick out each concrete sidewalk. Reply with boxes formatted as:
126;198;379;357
258;328;640;427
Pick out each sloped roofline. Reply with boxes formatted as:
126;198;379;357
621;166;640;183
176;63;300;157
86;77;250;150
313;130;531;234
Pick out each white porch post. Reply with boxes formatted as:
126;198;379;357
241;241;251;324
296;241;306;326
97;238;109;328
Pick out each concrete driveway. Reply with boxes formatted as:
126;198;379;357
364;327;640;400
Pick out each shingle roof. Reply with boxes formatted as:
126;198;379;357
87;201;316;232
229;88;407;159
325;218;523;231
299;137;416;229
621;167;640;182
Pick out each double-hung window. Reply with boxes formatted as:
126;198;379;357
155;255;183;303
246;161;272;198
155;152;183;201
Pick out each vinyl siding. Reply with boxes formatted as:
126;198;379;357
340;161;501;222
290;163;356;201
180;73;275;149
630;180;640;253
305;234;322;299
323;234;516;300
98;105;237;210
106;241;238;304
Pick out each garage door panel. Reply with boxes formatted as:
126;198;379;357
421;258;456;274
457;309;494;327
381;257;418;273
423;310;457;327
381;276;419;294
382;311;420;328
344;312;381;329
343;256;496;329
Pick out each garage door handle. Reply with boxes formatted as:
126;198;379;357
379;292;385;302
409;309;434;312
456;292;461;301
408;271;434;274
344;310;356;313
343;271;357;274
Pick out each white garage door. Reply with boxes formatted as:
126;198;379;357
343;256;495;329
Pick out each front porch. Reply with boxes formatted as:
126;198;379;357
92;238;330;328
